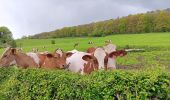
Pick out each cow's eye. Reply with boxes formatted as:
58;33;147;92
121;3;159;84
3;55;7;57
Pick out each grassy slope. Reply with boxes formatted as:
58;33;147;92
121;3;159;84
0;32;170;69
16;32;170;52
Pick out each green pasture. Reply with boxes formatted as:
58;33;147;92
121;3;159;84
0;32;170;69
0;32;170;53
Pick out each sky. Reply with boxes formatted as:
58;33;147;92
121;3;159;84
0;0;169;39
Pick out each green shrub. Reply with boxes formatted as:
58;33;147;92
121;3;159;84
51;40;55;44
0;67;169;100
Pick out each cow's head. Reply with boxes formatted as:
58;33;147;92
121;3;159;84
106;50;127;69
82;54;99;74
42;52;71;69
0;47;17;67
54;48;74;65
54;48;74;59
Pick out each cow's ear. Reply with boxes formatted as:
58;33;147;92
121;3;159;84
108;51;119;57
46;53;53;58
109;50;127;57
119;50;127;56
11;48;16;55
66;52;73;57
82;55;93;61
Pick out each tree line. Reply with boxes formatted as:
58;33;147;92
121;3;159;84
29;8;170;39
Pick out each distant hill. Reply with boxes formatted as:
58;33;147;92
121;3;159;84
30;8;170;39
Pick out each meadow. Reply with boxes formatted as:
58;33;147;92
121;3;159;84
16;32;170;52
0;32;170;69
0;32;170;99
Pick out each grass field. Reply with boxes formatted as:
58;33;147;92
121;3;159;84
0;32;170;69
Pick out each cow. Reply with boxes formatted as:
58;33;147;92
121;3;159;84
0;47;69;70
93;48;107;69
39;48;73;69
0;47;39;68
67;48;125;74
88;47;127;70
103;44;127;69
86;44;127;70
27;51;69;69
105;40;112;44
88;41;94;44
35;48;70;69
66;51;99;74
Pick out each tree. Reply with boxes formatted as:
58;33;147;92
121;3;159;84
118;17;127;33
154;11;170;32
0;26;16;48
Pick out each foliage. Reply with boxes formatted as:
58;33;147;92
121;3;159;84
51;40;56;44
0;26;16;48
0;67;169;100
30;9;170;39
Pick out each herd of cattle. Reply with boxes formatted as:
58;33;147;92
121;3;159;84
0;43;127;74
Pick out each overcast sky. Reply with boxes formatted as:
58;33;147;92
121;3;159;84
0;0;169;39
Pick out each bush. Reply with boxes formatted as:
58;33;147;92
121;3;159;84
51;40;55;44
0;67;169;100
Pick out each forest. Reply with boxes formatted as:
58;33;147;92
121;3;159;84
30;8;170;39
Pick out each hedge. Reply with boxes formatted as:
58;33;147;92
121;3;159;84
0;67;169;100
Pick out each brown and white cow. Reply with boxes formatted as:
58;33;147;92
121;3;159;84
88;47;127;70
0;47;69;70
0;47;39;68
40;48;72;69
35;49;70;69
66;51;99;74
86;44;127;70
